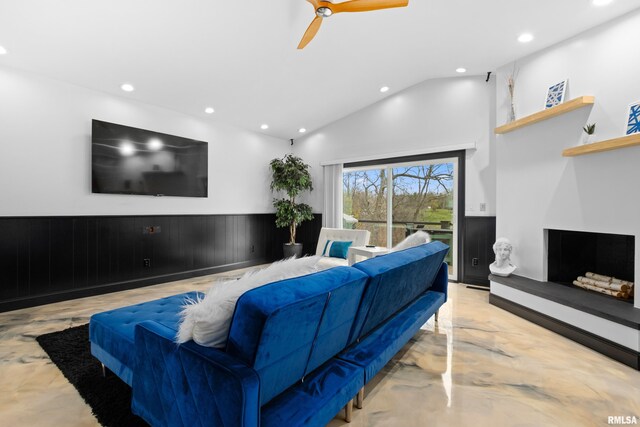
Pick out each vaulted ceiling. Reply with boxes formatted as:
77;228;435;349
0;0;638;139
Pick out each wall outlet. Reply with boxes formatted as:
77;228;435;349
143;258;151;268
143;226;161;235
479;203;486;212
472;258;479;267
250;244;255;253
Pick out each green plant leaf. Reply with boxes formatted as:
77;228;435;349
270;154;314;244
583;123;596;135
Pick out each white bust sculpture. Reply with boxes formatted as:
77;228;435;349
489;237;517;277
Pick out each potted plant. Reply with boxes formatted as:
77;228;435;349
583;123;596;145
269;154;314;258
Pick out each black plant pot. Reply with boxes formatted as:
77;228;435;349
283;243;303;259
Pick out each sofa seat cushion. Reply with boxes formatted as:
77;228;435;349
339;290;445;382
89;291;202;386
261;358;363;427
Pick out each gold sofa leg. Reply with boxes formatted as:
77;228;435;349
344;399;353;422
101;363;106;378
355;388;364;409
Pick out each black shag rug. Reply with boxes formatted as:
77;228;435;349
36;324;148;427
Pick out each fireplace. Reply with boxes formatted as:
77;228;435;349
547;229;634;302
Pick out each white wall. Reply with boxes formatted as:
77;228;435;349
495;10;640;308
293;76;496;217
0;65;288;216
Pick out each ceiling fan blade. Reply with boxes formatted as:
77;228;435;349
306;0;321;9
298;16;323;49
331;0;409;13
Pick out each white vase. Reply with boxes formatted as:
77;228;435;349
508;103;516;123
582;133;594;145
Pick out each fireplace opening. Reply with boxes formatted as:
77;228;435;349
547;229;634;303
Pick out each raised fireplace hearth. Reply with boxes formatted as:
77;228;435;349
490;274;640;370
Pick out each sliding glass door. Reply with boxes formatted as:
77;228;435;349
343;157;458;279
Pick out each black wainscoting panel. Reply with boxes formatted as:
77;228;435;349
50;217;74;291
86;218;98;287
213;216;226;267
96;217;113;286
299;215;323;256
0;214;322;313
225;216;234;265
72;218;86;290
0;219;19;300
462;216;496;286
29;218;51;295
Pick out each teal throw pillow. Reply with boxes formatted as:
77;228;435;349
321;240;353;259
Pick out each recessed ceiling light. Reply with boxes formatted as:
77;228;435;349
456;68;467;73
261;124;269;130
204;107;215;114
379;86;389;93
0;45;7;55
298;128;307;133
592;0;613;5
518;33;534;43
120;83;135;92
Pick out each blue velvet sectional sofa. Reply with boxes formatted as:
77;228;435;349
89;241;449;426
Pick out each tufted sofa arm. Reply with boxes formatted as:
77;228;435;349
132;321;260;427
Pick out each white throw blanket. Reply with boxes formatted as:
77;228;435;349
176;256;326;348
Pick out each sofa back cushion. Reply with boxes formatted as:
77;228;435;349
226;267;368;404
315;227;370;257
350;241;449;343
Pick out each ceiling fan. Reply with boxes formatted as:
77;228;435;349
298;0;409;49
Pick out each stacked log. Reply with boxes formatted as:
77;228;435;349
572;272;634;300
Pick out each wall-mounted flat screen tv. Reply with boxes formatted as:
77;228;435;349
92;120;208;197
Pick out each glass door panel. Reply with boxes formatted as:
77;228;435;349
391;161;456;277
343;168;388;247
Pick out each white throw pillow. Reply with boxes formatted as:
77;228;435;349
176;256;323;348
389;230;431;252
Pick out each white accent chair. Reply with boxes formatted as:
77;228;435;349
315;227;371;269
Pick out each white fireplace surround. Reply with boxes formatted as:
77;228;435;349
494;11;640;309
491;11;640;364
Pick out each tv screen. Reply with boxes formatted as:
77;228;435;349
91;120;208;197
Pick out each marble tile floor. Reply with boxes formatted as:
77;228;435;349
1;268;639;427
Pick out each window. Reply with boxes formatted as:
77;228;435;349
343;167;388;247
